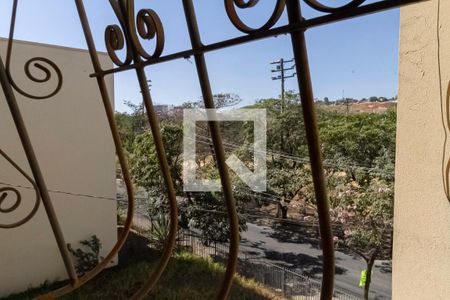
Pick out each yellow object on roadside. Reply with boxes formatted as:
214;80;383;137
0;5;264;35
359;269;367;287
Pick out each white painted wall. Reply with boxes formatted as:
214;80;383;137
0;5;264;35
394;1;450;299
0;39;116;296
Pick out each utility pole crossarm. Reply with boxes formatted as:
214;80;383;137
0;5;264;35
270;57;296;101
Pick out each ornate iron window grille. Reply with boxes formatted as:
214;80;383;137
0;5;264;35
0;0;424;299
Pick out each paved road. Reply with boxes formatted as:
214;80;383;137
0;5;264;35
117;181;391;299
240;222;392;299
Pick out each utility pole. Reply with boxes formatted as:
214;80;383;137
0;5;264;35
343;89;349;114
271;58;295;152
271;58;296;103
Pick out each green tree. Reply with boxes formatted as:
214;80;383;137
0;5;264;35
242;92;309;217
115;100;147;152
130;122;184;194
319;110;396;185
250;91;306;159
328;175;393;300
267;167;307;218
298;109;396;299
187;192;247;245
130;118;248;244
183;93;242;110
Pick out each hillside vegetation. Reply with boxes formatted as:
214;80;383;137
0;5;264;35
4;252;280;300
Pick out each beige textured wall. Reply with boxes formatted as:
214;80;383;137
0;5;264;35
0;40;116;296
395;1;450;299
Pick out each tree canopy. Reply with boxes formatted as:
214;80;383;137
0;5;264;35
116;93;397;298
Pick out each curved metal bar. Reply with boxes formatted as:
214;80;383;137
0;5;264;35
36;86;136;296
2;0;77;285
49;0;418;298
225;0;286;33
107;2;179;298
45;1;178;298
106;1;180;298
183;1;240;299
91;0;425;78
126;1;165;60
285;1;334;299
0;149;40;229
5;0;63;100
105;0;133;66
303;0;366;13
35;1;137;298
114;0;179;297
0;188;21;213
0;55;79;286
234;0;259;9
105;0;164;66
129;64;179;300
105;24;133;66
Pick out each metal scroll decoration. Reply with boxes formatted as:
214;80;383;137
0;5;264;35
0;149;40;229
41;0;176;298
303;0;366;12
1;0;80;286
5;0;62;100
224;0;286;33
104;0;164;65
1;0;426;300
0;0;62;230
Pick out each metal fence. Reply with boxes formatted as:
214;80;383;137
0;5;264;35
1;0;419;298
176;231;360;300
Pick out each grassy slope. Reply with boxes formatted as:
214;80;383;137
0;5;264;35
4;252;281;300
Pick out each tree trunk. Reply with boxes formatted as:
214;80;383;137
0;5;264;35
281;206;288;219
276;202;282;218
364;248;379;300
186;191;193;205
277;201;288;219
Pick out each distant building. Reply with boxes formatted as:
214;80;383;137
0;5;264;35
169;106;184;117
153;104;173;115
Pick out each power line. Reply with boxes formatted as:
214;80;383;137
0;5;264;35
1;145;392;205
192;133;394;176
0;181;117;201
0;179;280;206
190;207;393;233
194;124;392;173
0;180;392;236
193;114;394;176
194;136;393;176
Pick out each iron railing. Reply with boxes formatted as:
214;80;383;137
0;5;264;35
0;0;424;299
176;230;361;300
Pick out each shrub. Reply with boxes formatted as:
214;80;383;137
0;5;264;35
67;235;103;275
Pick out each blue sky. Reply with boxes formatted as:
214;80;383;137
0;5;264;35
0;0;400;112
